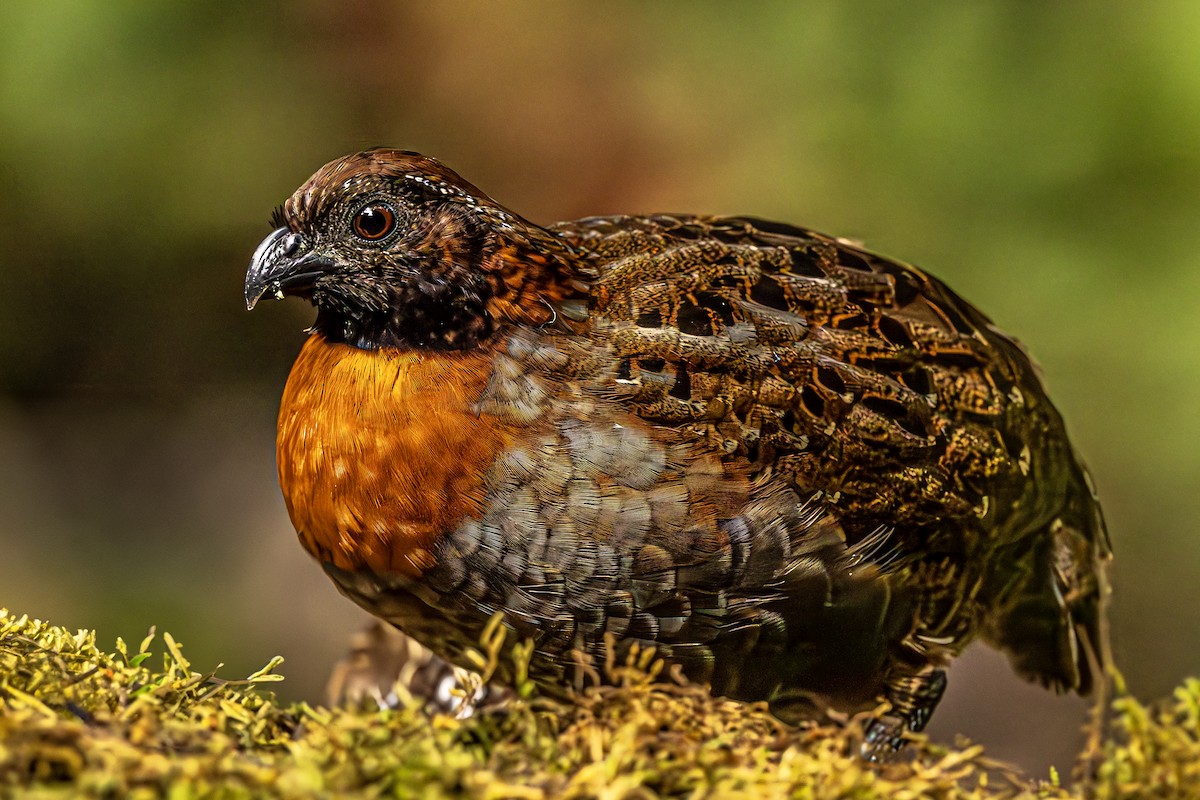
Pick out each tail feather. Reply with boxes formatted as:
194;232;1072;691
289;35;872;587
983;463;1111;695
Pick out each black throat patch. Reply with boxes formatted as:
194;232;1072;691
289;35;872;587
312;268;497;351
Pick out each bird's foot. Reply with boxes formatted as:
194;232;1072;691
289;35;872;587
860;668;948;759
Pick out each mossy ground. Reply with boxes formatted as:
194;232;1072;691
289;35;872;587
1;608;1196;799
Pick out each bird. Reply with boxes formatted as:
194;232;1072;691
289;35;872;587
245;148;1111;745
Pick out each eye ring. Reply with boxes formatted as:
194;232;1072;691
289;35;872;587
351;202;397;241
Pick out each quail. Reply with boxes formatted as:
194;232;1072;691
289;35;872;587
245;149;1111;743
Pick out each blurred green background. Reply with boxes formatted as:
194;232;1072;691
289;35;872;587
2;0;1197;776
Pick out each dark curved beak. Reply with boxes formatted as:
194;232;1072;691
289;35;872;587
244;227;333;310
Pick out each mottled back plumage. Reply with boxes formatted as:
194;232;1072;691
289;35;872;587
552;212;1110;693
247;149;1111;741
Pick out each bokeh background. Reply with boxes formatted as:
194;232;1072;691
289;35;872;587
3;1;1197;776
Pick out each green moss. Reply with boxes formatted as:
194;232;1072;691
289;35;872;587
1;608;1196;799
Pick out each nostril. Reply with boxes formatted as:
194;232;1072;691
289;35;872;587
282;232;302;257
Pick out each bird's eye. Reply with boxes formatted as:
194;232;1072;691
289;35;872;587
351;203;397;241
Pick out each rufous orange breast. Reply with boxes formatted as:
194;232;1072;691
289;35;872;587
276;333;512;577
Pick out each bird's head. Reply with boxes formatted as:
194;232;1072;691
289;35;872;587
245;149;585;350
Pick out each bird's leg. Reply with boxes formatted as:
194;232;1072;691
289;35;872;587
326;621;495;717
862;667;948;756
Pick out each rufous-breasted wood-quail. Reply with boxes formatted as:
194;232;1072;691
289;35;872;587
246;149;1111;743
